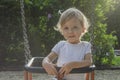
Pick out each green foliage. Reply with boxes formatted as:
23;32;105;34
0;0;119;66
89;0;117;66
107;1;120;48
112;56;120;66
0;0;24;65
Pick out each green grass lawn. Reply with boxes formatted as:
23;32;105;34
112;56;120;66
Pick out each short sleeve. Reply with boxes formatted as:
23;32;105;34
85;42;92;54
51;41;65;55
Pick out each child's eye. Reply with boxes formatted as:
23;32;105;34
63;27;68;30
73;26;78;29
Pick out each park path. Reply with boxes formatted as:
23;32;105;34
0;70;120;80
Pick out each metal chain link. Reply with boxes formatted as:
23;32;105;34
90;0;95;52
89;0;96;65
90;0;95;46
20;0;32;64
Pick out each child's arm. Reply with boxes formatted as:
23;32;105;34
59;53;92;76
42;52;58;75
70;53;92;68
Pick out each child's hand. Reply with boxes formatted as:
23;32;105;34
57;72;64;80
59;62;73;76
42;62;58;76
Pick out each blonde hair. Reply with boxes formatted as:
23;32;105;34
56;8;90;34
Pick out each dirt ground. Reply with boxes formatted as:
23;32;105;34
0;70;120;80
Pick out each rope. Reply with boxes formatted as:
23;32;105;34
20;0;32;64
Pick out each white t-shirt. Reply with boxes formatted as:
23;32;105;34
51;41;92;80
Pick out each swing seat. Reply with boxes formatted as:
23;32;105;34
24;57;95;80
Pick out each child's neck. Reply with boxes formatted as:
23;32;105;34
67;40;81;44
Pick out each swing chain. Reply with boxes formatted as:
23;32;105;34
90;0;95;46
20;0;32;64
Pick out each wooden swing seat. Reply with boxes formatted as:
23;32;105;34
24;57;95;80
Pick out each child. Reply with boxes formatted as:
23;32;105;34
42;7;92;80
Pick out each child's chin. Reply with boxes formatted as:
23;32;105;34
68;41;78;44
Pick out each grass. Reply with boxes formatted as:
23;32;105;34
112;56;120;66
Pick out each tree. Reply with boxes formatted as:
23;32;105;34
107;0;120;48
0;0;24;65
88;0;117;66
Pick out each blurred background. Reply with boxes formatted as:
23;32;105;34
0;0;120;69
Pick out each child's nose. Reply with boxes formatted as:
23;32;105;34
68;29;73;33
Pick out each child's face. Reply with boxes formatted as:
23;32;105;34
61;17;84;44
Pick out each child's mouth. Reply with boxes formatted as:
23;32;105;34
68;36;75;38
